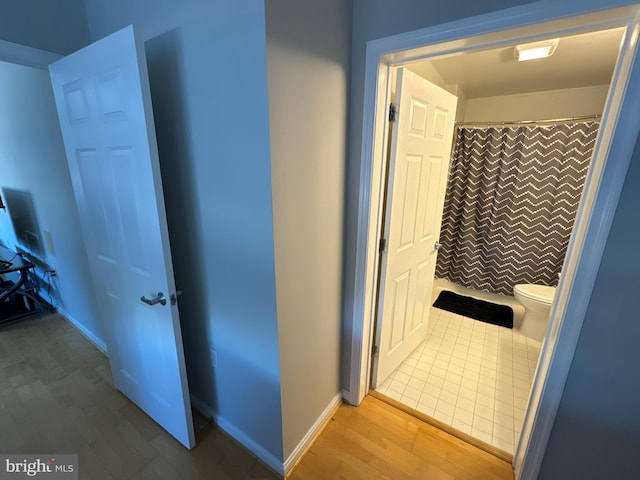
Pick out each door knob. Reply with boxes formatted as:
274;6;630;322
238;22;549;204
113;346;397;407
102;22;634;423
141;292;166;306
434;242;442;251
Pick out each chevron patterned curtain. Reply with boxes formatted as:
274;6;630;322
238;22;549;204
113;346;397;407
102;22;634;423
435;122;600;296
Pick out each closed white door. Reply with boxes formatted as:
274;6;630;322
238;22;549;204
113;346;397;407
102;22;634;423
372;67;458;387
49;26;195;448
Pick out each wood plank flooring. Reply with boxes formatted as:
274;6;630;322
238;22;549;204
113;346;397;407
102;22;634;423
289;396;514;480
1;313;514;480
0;313;277;480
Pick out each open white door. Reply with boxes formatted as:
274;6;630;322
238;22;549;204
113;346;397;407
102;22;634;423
49;26;195;448
372;67;457;387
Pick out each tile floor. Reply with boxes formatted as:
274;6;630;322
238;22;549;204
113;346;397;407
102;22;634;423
376;305;542;454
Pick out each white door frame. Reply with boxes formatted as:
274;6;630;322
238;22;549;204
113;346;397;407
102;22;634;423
347;2;640;479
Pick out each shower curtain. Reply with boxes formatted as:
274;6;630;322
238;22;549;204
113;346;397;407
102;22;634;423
435;121;600;296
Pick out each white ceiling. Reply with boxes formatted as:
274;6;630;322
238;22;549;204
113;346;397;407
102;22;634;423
408;27;624;99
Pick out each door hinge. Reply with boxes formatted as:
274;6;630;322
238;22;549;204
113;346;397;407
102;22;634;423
379;238;387;253
170;290;183;306
389;103;398;122
372;344;379;357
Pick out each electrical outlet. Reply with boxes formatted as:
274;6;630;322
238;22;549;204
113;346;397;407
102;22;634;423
43;230;56;256
210;349;218;369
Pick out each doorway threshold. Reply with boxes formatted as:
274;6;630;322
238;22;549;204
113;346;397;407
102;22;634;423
369;389;513;464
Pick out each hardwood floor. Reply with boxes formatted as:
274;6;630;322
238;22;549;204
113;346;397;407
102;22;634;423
1;313;514;480
289;396;514;480
0;313;277;480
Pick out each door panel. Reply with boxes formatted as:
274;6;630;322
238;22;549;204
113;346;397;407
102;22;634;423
389;271;410;354
398;154;422;249
372;67;458;387
412;259;432;333
49;25;195;448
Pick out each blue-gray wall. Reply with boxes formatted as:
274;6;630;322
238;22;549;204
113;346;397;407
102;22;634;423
0;61;103;347
83;0;284;462
265;0;352;459
0;0;89;54
538;136;640;478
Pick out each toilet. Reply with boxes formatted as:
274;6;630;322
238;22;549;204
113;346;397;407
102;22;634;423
513;284;556;342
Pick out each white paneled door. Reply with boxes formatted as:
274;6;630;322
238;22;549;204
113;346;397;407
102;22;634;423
49;26;195;448
372;67;458;387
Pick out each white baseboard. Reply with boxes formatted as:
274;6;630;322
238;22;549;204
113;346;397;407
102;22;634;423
190;394;285;477
57;307;108;354
283;392;343;477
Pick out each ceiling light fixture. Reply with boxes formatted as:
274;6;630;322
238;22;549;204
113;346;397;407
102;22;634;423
514;38;559;61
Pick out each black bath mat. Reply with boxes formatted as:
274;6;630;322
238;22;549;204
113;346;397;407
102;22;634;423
433;290;513;328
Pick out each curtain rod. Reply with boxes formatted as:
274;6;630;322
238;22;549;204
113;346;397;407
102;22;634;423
456;114;602;128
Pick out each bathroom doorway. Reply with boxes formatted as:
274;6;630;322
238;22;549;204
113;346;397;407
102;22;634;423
358;8;636;468
372;59;609;453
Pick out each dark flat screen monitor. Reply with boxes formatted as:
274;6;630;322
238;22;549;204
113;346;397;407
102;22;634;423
1;187;43;258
